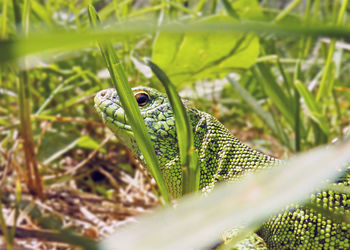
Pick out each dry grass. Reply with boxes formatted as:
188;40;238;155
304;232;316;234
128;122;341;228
0;137;159;249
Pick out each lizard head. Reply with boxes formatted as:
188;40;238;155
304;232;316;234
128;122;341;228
94;87;175;156
94;87;203;197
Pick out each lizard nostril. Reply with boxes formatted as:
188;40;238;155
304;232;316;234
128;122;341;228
100;91;107;97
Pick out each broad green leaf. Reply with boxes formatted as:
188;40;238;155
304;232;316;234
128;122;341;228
101;140;350;250
152;16;260;87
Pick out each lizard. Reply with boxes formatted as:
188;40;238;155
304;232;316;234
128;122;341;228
94;86;350;249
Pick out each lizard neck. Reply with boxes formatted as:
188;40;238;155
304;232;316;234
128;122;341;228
140;108;278;198
194;112;278;192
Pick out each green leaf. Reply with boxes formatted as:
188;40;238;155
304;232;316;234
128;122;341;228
101;140;350;250
147;60;200;195
76;136;106;153
152;16;260;87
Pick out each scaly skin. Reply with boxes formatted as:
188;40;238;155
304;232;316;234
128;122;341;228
94;87;350;249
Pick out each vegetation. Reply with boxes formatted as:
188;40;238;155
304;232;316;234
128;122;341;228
0;0;349;249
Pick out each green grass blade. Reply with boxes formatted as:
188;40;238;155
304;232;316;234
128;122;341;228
1;0;9;39
254;64;294;128
31;1;52;25
228;76;292;150
147;60;200;195
101;140;350;250
316;41;336;101
316;0;348;101
293;60;302;152
4;21;350;64
35;72;82;115
88;5;171;204
273;0;301;23
0;201;12;250
221;0;239;19
16;0;44;199
295;81;329;135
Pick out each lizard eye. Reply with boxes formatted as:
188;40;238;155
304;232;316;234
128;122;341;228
135;92;150;107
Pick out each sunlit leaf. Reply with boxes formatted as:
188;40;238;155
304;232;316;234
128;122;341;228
152;16;260;86
77;136;106;153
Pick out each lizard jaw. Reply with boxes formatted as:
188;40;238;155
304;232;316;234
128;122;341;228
94;89;133;135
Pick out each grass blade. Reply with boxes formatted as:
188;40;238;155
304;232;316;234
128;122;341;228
293;60;302;152
273;0;301;23
4;21;350;64
147;60;200;195
1;0;9;39
16;0;44;199
228;76;292;150
221;0;239;19
88;5;171;204
295;80;329;135
316;0;348;101
254;63;295;128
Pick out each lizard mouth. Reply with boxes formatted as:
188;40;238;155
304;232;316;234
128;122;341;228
94;89;133;135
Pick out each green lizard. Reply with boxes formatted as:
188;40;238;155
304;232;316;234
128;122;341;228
94;86;350;249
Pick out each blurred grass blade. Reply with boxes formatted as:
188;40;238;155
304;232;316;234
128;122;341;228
316;42;336;101
31;1;53;26
147;60;200;195
4;21;350;64
221;0;239;19
228;76;292;150
9;178;22;243
88;5;171;204
293;60;302;152
276;58;293;99
101;140;350;250
316;0;348;101
1;0;9;39
35;73;82;115
273;0;301;23
295;80;329;135
16;0;44;199
0;199;12;249
254;64;295;128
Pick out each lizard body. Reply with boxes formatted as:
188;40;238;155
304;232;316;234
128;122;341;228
94;86;350;249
